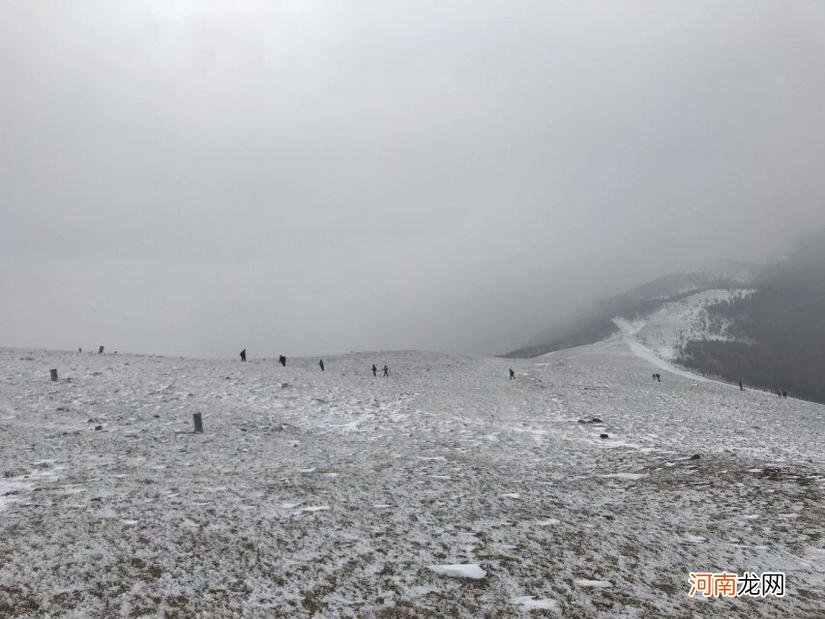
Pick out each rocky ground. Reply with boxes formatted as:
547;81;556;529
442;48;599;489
0;338;823;617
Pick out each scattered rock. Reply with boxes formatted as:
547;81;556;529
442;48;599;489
94;425;102;431
599;433;609;439
689;454;700;461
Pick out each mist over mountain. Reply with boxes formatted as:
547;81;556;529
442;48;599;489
509;230;825;404
506;259;759;359
679;228;825;403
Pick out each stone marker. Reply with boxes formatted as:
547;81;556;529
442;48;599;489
193;413;204;433
98;345;104;354
50;369;58;382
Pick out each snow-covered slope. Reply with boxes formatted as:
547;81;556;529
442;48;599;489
510;262;758;359
1;344;823;617
614;288;755;361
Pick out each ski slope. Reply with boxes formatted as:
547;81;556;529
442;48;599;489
617;288;755;361
0;342;823;617
612;318;710;383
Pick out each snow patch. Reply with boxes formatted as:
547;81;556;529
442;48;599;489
427;564;486;580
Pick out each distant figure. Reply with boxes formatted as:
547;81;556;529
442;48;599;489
371;364;378;377
319;359;325;372
782;390;788;399
776;389;782;398
739;380;743;391
509;368;515;380
383;364;389;377
240;349;247;362
78;347;82;353
279;355;286;367
652;373;661;383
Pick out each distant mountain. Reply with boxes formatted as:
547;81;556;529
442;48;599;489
506;260;758;359
508;230;825;404
678;230;825;403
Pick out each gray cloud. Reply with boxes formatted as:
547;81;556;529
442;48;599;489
3;1;825;357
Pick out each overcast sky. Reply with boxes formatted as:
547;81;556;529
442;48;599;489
2;1;825;358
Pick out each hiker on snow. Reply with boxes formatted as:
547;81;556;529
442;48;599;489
509;368;515;380
383;365;389;377
371;364;378;377
319;359;325;371
279;355;286;367
240;349;247;362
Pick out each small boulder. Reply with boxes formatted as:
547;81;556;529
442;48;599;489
94;425;103;431
689;454;700;461
599;433;609;439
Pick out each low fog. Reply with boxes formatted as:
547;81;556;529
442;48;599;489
3;1;825;358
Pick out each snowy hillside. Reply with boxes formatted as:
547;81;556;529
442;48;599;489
509;262;758;359
1;344;823;617
614;288;755;361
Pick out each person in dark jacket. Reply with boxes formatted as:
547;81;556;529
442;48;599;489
509;368;515;380
240;349;247;362
279;355;286;367
383;365;389;377
739;380;744;391
371;364;377;377
319;359;325;371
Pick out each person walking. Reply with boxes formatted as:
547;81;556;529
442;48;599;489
739;380;743;391
509;368;515;380
319;359;325;372
383;364;389;377
371;364;378;377
240;349;247;362
279;355;286;367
